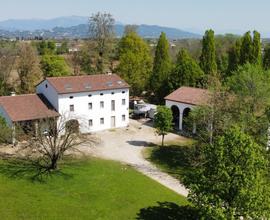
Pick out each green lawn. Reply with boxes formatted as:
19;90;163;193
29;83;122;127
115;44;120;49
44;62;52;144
144;140;197;181
0;158;189;220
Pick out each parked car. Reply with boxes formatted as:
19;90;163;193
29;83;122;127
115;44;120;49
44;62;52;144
133;102;157;119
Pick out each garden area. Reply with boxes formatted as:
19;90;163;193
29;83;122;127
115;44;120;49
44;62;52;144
144;139;197;182
0;158;192;220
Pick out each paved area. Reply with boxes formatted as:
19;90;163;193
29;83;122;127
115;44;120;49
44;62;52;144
78;119;189;197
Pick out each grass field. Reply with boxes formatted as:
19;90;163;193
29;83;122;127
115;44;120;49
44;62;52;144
0;158;189;220
144;140;197;181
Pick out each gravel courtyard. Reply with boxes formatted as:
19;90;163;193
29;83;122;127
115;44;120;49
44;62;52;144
78;119;189;197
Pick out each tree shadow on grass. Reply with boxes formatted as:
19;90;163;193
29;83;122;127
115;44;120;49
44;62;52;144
0;156;73;183
149;145;199;179
136;202;199;220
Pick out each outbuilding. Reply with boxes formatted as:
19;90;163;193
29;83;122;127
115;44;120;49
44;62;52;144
165;87;210;132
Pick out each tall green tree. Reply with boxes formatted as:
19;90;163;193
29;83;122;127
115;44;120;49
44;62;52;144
169;49;204;91
150;32;172;103
199;29;217;75
186;127;270;219
227;39;241;74
263;44;270;70
40;54;70;77
239;31;253;65
252;30;262;65
154;106;173;147
117;31;152;95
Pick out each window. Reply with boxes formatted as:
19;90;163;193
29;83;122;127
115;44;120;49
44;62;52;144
100;93;104;96
88;94;92;97
45;84;48;88
69;96;74;99
122;115;126;121
100;118;104;125
88;103;92;110
111;92;114;95
89;119;93;127
100;101;104;108
70;105;74;112
122;99;126;105
111;100;115;111
122;91;125;94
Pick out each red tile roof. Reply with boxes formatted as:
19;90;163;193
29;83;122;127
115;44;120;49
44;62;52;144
165;87;211;106
0;94;59;122
43;74;130;94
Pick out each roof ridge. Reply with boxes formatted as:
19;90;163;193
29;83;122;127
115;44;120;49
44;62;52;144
46;73;118;80
0;93;37;98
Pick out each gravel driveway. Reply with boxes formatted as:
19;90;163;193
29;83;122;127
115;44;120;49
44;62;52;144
78;119;189;197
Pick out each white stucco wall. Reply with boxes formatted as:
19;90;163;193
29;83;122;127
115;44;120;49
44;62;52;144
166;100;195;130
36;80;59;111
58;88;129;133
37;79;129;133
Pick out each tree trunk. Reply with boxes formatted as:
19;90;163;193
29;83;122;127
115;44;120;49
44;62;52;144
161;134;164;147
50;156;58;170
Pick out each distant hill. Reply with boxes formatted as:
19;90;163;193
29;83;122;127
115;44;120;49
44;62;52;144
0;16;201;39
0;16;89;31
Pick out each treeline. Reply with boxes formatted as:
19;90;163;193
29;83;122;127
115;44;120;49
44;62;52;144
1;12;270;103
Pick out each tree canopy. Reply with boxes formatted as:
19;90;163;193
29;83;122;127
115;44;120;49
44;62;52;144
199;29;217;75
186;127;270;219
169;49;204;92
150;32;172;103
40;54;70;77
154;106;173;146
117;31;152;95
17;43;42;93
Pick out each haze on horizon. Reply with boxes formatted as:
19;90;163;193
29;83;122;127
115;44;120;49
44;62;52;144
0;0;269;36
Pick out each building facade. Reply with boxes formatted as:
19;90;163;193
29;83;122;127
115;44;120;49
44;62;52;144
0;74;130;142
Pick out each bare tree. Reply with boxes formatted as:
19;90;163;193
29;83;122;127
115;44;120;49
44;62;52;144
89;12;115;72
124;25;139;35
25;115;91;171
17;43;43;93
0;44;17;95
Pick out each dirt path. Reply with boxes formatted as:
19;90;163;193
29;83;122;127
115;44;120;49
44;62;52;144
78;119;189;197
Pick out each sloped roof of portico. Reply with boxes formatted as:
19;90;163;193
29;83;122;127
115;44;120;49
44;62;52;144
165;87;211;106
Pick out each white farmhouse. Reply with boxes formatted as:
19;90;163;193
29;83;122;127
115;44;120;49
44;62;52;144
36;74;130;132
0;74;130;142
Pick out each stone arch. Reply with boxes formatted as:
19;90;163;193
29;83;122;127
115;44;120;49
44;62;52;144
171;105;180;130
65;119;80;133
182;107;191;131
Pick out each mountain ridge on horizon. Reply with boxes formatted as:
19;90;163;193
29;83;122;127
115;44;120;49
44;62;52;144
0;15;201;39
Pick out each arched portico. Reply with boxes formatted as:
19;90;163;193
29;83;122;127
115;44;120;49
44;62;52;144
165;86;210;134
182;107;191;131
171;105;180;130
166;100;195;131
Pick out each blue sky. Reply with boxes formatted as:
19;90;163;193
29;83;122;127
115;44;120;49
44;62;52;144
0;0;269;35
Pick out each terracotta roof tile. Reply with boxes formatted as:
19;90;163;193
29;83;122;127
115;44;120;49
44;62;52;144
165;87;211;106
0;94;59;122
44;74;130;94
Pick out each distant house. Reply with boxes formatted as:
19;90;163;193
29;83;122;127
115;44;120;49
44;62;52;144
0;74;130;143
165;87;210;132
68;47;79;53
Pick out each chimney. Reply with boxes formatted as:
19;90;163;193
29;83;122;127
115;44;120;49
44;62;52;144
10;92;16;96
